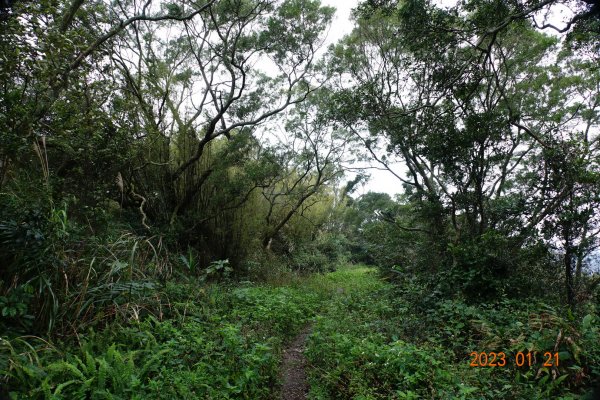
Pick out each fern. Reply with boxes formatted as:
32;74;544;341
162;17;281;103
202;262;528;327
41;378;52;399
139;349;169;378
47;360;86;380
97;358;108;391
81;352;97;377
52;379;78;396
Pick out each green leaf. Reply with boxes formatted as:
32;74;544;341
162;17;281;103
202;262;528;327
582;314;594;331
554;374;568;385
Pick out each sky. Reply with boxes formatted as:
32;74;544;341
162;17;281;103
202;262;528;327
320;0;358;45
319;0;406;198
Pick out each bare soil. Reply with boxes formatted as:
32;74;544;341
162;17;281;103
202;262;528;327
279;325;312;400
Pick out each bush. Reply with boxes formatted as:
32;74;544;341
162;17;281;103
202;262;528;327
288;246;330;273
284;234;350;273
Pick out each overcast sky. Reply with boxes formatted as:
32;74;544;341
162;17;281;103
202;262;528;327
321;0;358;45
318;0;405;198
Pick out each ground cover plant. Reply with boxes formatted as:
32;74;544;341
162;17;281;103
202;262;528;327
1;279;321;399
306;267;600;399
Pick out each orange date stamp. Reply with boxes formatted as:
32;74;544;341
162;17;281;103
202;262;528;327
469;351;559;367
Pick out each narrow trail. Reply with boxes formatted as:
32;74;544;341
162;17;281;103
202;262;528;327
278;266;384;399
280;325;312;400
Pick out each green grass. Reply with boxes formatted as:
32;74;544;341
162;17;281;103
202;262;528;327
303;267;599;400
2;264;598;399
2;278;321;399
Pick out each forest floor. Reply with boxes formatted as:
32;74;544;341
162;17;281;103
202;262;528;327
4;265;597;399
277;265;595;399
278;265;387;399
281;266;396;400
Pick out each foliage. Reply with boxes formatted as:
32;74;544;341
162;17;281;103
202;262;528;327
285;234;349;273
0;0;340;328
1;275;322;399
2;261;599;399
306;267;600;399
0;0;599;398
327;0;600;304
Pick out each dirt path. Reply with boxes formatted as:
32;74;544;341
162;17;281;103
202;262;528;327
280;325;312;400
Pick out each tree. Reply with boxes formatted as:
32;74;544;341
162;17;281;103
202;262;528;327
104;0;334;229
260;92;350;249
0;0;337;329
328;0;600;300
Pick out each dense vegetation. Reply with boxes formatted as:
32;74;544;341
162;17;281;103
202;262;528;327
1;0;599;398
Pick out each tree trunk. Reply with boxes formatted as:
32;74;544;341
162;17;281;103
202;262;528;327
262;189;318;249
563;217;575;310
565;246;575;310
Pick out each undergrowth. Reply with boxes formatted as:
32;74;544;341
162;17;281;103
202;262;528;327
1;280;320;399
2;265;599;399
305;268;600;399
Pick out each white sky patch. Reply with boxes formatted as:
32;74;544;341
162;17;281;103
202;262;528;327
320;0;357;45
318;0;406;197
